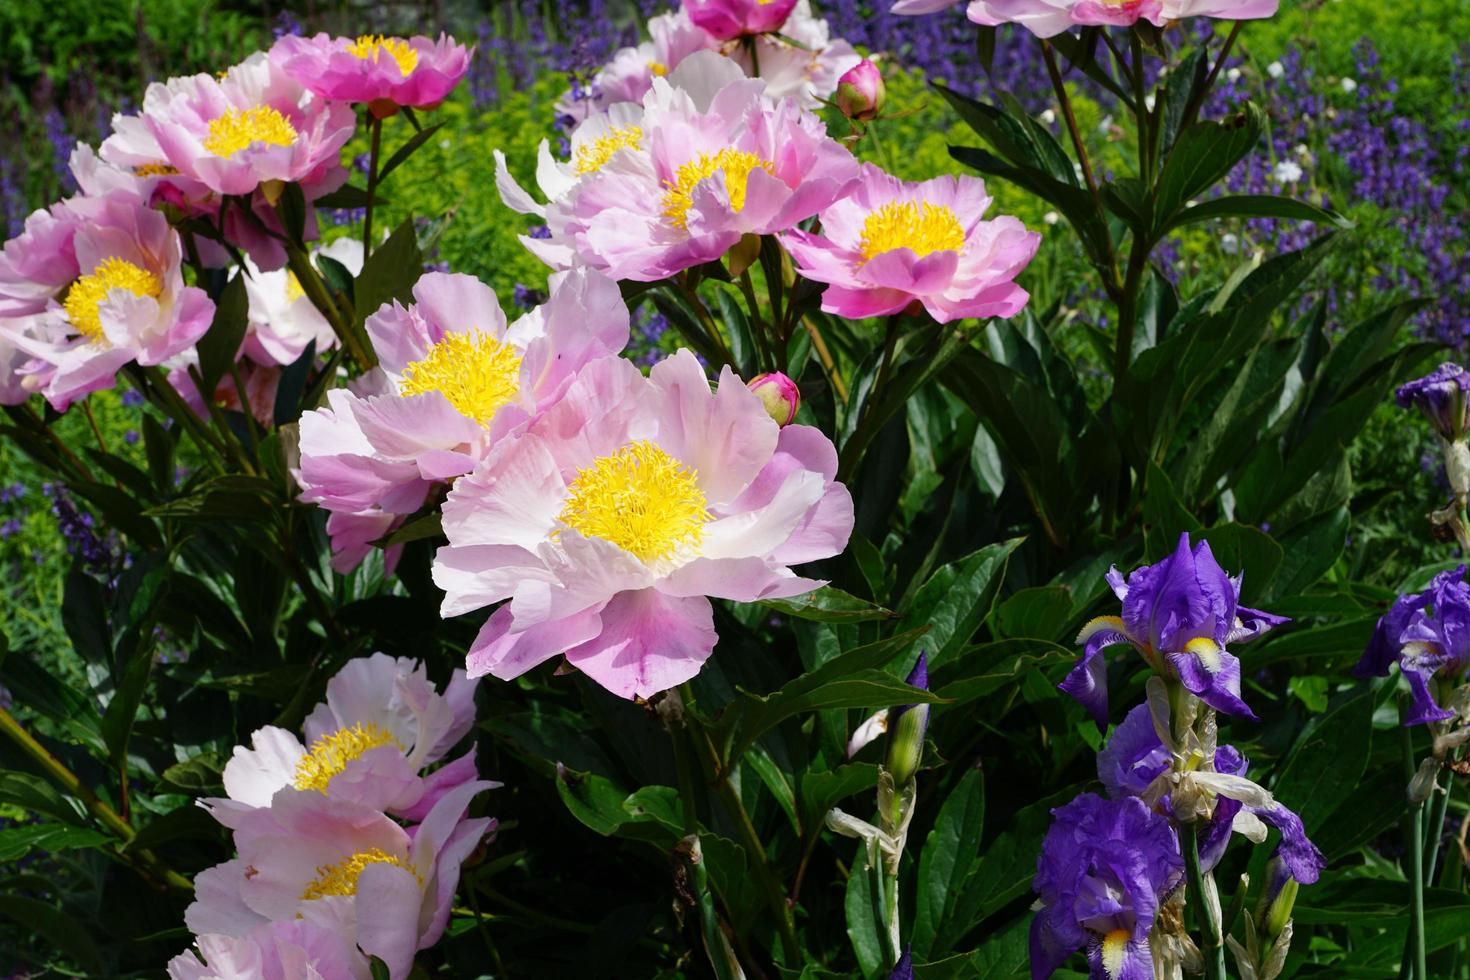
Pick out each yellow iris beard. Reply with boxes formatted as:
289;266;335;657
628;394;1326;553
857;201;966;263
63;258;162;344
398;331;523;424
291;722;402;793
559;441;709;563
300;848;421;900
347;35;419;76
662;148;775;230
202;106;297;158
574;125;644;176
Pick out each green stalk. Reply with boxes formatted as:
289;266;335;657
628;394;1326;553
1183;821;1226;980
0;707;192;892
361;115;384;257
1425;769;1451;885
283;240;375;369
1402;716;1429;980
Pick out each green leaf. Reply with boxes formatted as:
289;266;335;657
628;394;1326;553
159;753;228;795
1198;523;1283;604
377;512;444;547
797;763;880;834
0;771;84;825
0;823;109;862
61;562;110;666
142;414;177;493
1272;688;1374;833
377;121;446;184
369;955;392;980
1142;461;1202;560
914;767;985;958
1163;193;1349;234
276;182;308;243
353;220;423;330
313;184;375;210
144;475;280;522
897;539;1022;669
123;797;224;854
759;586;893;623
931;639;1074;706
0;896;104;974
993;587;1073;643
1154;104;1264;226
844;843;885;979
195;272;249;396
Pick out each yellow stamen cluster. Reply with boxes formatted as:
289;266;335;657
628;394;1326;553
559;441;709;563
134;163;180;177
398;331;523;424
347;35;419;76
574;125;644;176
291;722;401;793
284;270;306;303
662;148;775;230
648;61;669;76
63;258;163;344
202;106;298;158
857;201;966;264
300;848;420;900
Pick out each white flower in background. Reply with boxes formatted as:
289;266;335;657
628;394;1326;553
1221;233;1240;255
1273;160;1304;185
1341;77;1358;93
1267;61;1284;79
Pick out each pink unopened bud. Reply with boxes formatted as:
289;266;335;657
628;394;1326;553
748;372;800;426
836;59;886;122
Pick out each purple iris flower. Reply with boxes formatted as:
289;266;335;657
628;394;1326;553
889;946;913;980
1396;363;1470;442
1032;793;1182;980
1355;565;1470;725
1065;533;1289;728
1097;705;1325;886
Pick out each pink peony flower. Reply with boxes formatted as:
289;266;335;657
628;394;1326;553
911;0;1277;35
168;920;369;980
270;33;471;116
0;316;43;405
725;0;863;111
556;9;719;123
144;52;355;200
432;349;854;700
208;653;480;823
295;268;630;571
685;0;800;39
835;58;886;122
0;201;83;318
6;193;215;411
185;780;493;980
780;163;1039;323
550;51;860;281
243;238;363;367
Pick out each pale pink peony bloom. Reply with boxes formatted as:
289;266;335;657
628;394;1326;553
726;0;863;111
685;0;800;39
185;781;493;980
0;316;44;406
270;33;471;115
780;163;1039;323
6;193;214;411
550;51;860;281
168;919;370;980
295;268;630;571
556;9;719;124
208;653;480;823
0;201;83;318
905;0;1278;35
144;52;355;200
836;58;886;122
243;238;364;367
431;349;854;700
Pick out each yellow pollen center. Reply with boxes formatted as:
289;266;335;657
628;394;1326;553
284;270;306;303
291;722;402;793
662;148;776;230
202;106;298;158
347;35;420;76
134;162;179;177
63;258;162;344
858;201;966;264
398;331;523;424
574;125;644;176
558;441;709;563
300;848;421;901
648;61;669;76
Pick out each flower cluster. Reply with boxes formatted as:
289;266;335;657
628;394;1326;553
172;654;494;980
890;0;1278;36
1356;565;1470;726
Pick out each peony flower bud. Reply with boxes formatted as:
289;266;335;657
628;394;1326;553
836;59;886;122
748;372;800;426
885;652;929;788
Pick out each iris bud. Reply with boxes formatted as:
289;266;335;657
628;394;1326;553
885;652;929;787
836;59;886;122
748;372;800;427
1256;856;1299;942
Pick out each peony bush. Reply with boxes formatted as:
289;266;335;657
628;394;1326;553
0;2;1461;978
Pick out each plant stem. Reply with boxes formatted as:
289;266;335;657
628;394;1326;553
1401;711;1428;980
801;317;848;405
283;240;375;369
362;115;384;257
838;315;902;482
1041;41;1101;205
0;706;192;892
1425;768;1451;885
1183;820;1226;980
